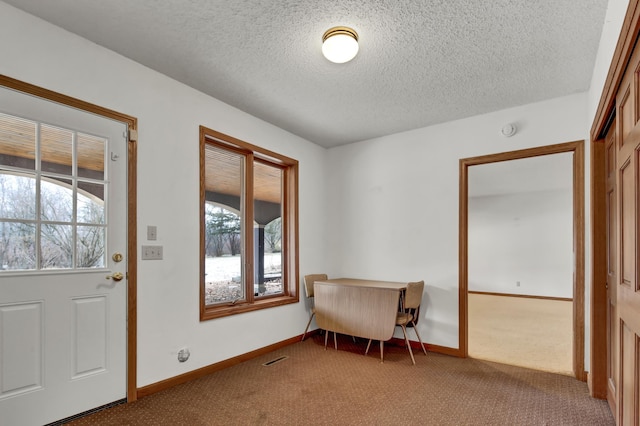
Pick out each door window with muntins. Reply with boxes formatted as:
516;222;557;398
0;112;107;271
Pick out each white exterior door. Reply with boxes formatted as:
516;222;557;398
0;87;127;425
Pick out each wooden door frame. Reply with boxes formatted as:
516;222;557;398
0;75;139;403
459;141;585;380
589;0;640;399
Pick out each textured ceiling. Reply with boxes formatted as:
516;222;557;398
3;0;608;148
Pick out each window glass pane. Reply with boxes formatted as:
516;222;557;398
77;225;105;268
77;133;105;180
41;178;73;223
78;184;105;224
254;161;283;297
0;173;36;220
0;112;112;274
40;223;72;269
0;221;36;270
41;124;73;175
263;218;282;293
204;145;245;305
0;113;36;170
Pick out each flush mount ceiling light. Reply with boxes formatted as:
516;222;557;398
322;26;359;63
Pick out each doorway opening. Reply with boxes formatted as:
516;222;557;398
459;141;585;380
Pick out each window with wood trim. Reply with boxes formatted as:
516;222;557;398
200;126;299;320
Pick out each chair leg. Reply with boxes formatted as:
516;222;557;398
301;312;315;341
411;319;428;356
365;339;372;356
333;332;338;350
380;341;384;363
324;330;328;350
401;325;416;365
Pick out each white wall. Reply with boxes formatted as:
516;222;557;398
0;3;327;387
588;0;630;123
326;94;588;348
468;190;573;298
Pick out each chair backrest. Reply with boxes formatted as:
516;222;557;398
404;280;425;310
304;274;328;298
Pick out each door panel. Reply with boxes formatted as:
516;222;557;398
619;158;633;287
619;87;634;141
0;87;127;425
612;108;640;426
605;120;618;415
0;302;43;396
72;295;108;377
619;321;637;425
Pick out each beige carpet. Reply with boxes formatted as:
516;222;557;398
468;293;573;375
64;334;613;425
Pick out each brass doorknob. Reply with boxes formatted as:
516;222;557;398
106;272;124;282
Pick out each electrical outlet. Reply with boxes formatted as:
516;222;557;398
516;281;521;287
178;348;190;362
141;245;163;260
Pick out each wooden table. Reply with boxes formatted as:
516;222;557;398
314;278;407;358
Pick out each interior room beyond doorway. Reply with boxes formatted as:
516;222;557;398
468;293;573;375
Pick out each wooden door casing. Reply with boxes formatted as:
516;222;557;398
459;141;585;379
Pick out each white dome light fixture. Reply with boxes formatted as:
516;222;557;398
322;26;359;63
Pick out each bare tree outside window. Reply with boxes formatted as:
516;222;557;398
0;174;36;269
264;217;281;253
0;173;105;270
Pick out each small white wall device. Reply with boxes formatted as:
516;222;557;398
501;123;517;137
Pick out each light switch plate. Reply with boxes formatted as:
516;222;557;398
147;225;157;241
141;245;163;260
